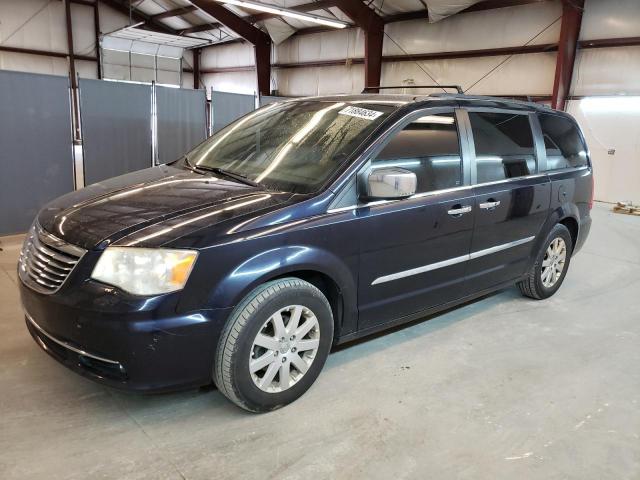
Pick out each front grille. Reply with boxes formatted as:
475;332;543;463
18;223;86;294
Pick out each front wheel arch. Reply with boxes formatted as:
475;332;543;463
206;246;357;337
269;270;344;341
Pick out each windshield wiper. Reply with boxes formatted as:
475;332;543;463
183;156;202;173
183;158;262;188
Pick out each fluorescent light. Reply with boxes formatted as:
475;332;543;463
215;0;349;29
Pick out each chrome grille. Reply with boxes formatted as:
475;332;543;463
18;223;86;294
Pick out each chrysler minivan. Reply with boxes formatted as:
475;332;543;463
19;93;593;412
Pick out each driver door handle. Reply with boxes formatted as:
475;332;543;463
479;200;501;210
447;205;472;216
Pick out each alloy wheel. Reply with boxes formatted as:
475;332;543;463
249;305;320;393
541;237;567;288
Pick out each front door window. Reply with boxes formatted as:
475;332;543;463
372;113;462;193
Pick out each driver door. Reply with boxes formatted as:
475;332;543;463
357;109;475;330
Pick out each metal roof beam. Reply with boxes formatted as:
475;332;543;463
188;0;272;95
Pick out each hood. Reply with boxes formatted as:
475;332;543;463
38;165;290;250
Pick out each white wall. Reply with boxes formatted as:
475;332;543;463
0;0;101;78
569;0;640;203
201;42;257;94
568;98;640;204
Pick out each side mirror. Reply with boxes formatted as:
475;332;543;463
360;167;417;200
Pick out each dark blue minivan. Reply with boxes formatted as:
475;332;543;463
19;93;593;411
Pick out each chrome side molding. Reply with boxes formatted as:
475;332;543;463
468;236;535;260
371;236;535;285
372;254;469;285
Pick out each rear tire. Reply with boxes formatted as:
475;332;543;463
518;224;573;300
214;278;333;412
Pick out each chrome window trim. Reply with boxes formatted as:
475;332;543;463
25;311;122;366
471;173;547;188
327;185;473;214
371;236;535;286
327;166;590;214
546;165;589;175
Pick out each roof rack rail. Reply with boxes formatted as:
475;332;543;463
362;85;464;94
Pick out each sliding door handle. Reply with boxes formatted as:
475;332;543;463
447;205;472;216
479;200;501;210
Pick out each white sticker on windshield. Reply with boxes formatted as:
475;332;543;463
338;106;383;121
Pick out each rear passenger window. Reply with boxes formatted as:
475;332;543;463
538;113;588;171
468;112;536;183
372;113;462;193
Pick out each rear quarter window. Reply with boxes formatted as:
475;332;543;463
467;112;536;183
538;113;589;171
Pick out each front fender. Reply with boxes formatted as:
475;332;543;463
208;244;357;320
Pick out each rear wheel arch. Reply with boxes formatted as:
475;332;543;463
519;223;572;300
558;216;579;253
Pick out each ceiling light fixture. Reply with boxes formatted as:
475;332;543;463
214;0;349;29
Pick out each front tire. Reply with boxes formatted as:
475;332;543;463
214;278;333;412
518;223;573;300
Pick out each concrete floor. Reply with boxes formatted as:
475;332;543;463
0;202;639;479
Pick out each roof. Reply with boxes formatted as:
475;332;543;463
296;94;418;105
287;93;558;113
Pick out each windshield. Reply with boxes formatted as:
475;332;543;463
187;101;396;193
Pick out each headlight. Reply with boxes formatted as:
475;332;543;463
91;247;198;295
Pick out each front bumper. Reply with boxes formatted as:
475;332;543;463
20;279;233;393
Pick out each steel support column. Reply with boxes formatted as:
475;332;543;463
551;0;584;111
193;48;201;89
255;41;271;96
94;0;101;79
365;28;383;90
335;0;384;90
64;0;80;140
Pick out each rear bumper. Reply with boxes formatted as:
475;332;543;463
20;279;233;393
